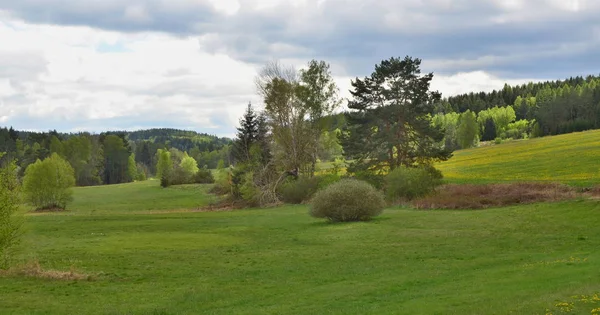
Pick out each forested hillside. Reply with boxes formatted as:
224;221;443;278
429;74;600;151
0;127;232;186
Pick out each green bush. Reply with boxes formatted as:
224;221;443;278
22;153;75;210
384;166;442;202
280;176;320;204
194;168;214;184
309;178;385;222
0;156;23;268
316;174;341;190
353;170;385;190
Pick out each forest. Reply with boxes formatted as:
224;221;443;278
0;128;232;186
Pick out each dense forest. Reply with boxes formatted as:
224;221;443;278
431;74;600;149
0;128;232;186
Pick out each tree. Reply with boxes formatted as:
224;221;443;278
233;102;259;164
481;118;497;141
256;59;339;176
456;110;479;149
22;153;75;210
102;135;131;184
156;149;172;183
49;135;63;156
340;56;453;174
127;153;138;181
297;60;341;173
0;154;23;269
179;152;199;176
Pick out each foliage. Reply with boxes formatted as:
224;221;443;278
127;153;138;181
156;149;172;185
309;178;385;222
22;153;76;210
279;176;321;204
194;167;214;184
135;163;148;181
0;156;23;269
179;152;199;176
257;59;339;176
340;56;453;175
102;134;132;185
456;110;479;149
481;118;497;141
384;165;443;202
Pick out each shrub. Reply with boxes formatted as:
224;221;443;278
167;166;194;186
309;178;386;222
210;168;232;195
413;183;576;209
0;157;23;269
23;153;75;210
353;170;385;190
316;174;341;190
194;168;214;184
385;166;443;202
280;176;320;204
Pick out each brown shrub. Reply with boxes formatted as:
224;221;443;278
0;260;94;281
412;182;577;210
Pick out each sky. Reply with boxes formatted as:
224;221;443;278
1;0;599;138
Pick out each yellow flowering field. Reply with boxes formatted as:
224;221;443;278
437;129;600;186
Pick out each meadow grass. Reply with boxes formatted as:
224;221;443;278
437;129;600;186
2;182;600;314
60;179;216;215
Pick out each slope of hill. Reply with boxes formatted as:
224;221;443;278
437;129;600;186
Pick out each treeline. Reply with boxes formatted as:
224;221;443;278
0;128;233;186
436;75;600;142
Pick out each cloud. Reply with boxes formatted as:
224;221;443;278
0;1;600;137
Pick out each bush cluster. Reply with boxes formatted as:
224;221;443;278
279;174;341;204
384;165;443;202
309;178;385;222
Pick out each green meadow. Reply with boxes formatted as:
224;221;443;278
437;129;600;186
2;131;600;314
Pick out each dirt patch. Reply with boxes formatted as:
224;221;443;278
412;182;578;210
0;260;95;281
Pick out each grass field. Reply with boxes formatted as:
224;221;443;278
1;180;600;314
437;129;600;186
3;131;600;314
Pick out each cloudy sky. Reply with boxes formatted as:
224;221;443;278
1;0;599;137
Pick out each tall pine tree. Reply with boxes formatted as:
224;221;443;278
341;56;452;173
233;102;259;164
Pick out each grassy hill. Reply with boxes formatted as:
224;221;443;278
437;129;600;186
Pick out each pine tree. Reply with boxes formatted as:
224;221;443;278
481;118;497;141
341;56;453;173
233;102;259;164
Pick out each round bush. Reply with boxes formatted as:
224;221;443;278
309;178;386;222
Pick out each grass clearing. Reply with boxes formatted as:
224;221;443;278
45;179;216;215
2;191;600;314
437;129;600;186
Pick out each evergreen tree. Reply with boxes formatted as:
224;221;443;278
340;56;453;173
481;118;497;141
233;102;259;164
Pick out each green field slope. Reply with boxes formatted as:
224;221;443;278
64;180;216;215
437;129;600;186
2;190;600;314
